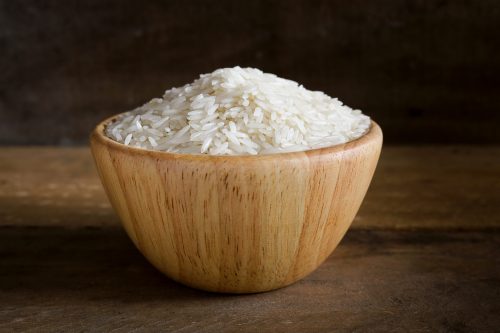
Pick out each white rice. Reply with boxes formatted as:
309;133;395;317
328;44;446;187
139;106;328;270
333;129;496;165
105;67;371;155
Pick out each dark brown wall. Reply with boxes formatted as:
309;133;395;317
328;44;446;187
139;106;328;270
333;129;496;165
1;0;499;145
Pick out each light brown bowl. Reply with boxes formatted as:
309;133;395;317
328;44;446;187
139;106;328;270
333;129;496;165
90;115;382;293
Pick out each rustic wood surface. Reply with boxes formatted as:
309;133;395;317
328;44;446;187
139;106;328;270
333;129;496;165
0;146;499;331
1;228;498;332
2;1;500;146
0;145;498;229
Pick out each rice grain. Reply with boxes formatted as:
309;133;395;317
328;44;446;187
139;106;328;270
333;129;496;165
106;67;371;155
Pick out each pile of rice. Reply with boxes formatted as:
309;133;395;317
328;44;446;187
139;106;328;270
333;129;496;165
106;67;370;155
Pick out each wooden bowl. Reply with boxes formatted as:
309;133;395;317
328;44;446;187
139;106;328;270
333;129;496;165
90;116;382;293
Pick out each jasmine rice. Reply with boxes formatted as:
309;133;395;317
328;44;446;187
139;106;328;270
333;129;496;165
105;67;371;155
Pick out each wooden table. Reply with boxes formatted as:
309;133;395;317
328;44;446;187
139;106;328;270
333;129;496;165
1;146;499;332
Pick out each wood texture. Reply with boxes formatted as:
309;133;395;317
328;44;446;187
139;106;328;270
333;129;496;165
90;119;382;293
1;227;498;332
1;145;499;230
0;146;499;331
2;1;500;145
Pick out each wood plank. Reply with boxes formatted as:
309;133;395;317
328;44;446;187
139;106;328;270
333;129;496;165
0;146;498;229
2;2;500;145
0;227;498;332
357;145;500;229
0;146;498;331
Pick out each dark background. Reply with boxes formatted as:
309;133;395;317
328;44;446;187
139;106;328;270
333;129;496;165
1;0;499;145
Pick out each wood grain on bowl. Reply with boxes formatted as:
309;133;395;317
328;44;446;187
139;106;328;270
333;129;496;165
90;118;382;293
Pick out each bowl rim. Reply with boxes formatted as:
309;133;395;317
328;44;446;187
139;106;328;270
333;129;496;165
90;113;382;161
